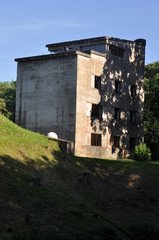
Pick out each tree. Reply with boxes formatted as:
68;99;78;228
0;98;6;112
144;61;159;154
0;80;16;122
133;143;151;161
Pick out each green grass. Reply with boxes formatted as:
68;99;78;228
0;113;159;240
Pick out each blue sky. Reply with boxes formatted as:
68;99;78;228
0;0;159;82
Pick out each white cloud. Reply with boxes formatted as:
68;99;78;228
0;19;87;33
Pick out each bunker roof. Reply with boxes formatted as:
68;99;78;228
46;36;146;52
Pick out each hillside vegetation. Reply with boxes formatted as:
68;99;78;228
0;113;159;240
144;61;159;158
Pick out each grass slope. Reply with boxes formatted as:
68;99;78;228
0;113;159;240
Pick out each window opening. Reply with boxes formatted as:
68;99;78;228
95;76;101;90
130;85;136;98
115;108;120;121
130;111;136;123
109;45;125;57
115;81;121;94
91;133;102;146
130;138;136;150
81;44;106;53
91;104;102;119
114;136;120;148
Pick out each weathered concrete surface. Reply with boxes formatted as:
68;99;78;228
16;54;77;141
74;40;145;159
75;52;111;158
15;36;146;159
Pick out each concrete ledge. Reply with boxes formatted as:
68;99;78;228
48;137;74;159
15;51;90;63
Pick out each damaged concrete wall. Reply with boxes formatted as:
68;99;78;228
15;36;145;159
74;39;145;159
101;40;145;158
16;55;77;141
75;52;111;158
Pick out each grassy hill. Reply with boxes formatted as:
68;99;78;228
0;113;159;240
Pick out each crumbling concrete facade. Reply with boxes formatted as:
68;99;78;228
15;36;146;159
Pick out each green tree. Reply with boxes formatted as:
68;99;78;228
144;61;159;155
0;98;6;112
133;143;151;161
0;80;16;122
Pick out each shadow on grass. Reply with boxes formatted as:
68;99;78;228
0;151;159;240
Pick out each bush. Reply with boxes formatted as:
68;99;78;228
0;80;16;122
133;143;151;161
0;98;6;112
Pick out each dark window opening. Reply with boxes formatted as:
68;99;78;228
115;81;121;94
91;104;102;119
95;76;101;90
109;45;125;57
130;85;136;98
115;108;120;121
81;44;106;53
114;136;120;148
91;133;102;146
130;111;136;123
130;138;136;150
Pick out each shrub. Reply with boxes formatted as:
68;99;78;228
133;143;151;161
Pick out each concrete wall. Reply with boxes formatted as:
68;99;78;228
75;52;113;158
16;54;77;141
15;37;145;159
102;40;145;157
75;39;145;159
